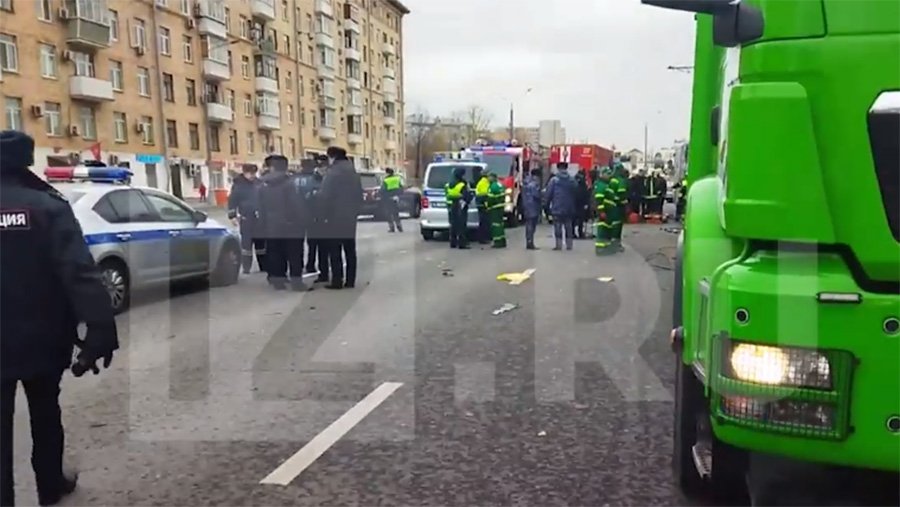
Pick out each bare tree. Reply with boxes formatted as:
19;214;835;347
455;105;492;143
405;109;434;182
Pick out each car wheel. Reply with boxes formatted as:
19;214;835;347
211;243;240;287
421;230;435;241
100;259;130;315
412;199;422;218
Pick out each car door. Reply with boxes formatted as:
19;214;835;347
141;190;210;277
96;189;171;284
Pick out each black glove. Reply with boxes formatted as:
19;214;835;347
72;322;118;377
72;347;113;377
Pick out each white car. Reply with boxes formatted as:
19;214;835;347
46;166;241;313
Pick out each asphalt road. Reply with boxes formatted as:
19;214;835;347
10;216;687;506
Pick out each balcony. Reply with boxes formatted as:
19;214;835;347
250;0;275;20
383;78;397;102
197;16;227;39
68;76;114;102
258;113;280;130
316;63;335;79
344;47;361;61
347;104;362;116
348;133;363;145
346;76;361;90
383;115;397;127
382;42;396;56
64;12;111;50
255;76;278;94
317;126;336;140
202;58;230;81
315;31;334;49
385;140;397;151
315;0;333;17
317;95;337;109
253;38;277;55
342;17;360;33
206;102;233;123
383;66;395;79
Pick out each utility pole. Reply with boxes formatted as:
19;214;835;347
643;122;649;171
508;102;514;141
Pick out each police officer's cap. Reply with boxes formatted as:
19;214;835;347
557;162;569;170
265;154;289;170
0;130;35;170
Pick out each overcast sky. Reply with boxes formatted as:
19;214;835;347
401;0;696;152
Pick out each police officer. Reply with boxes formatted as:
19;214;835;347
0;130;119;507
445;167;472;249
473;167;491;245
258;153;309;291
227;165;266;274
318;146;363;289
381;168;403;233
297;158;325;281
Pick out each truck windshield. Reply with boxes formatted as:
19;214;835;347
426;165;478;189
481;154;516;177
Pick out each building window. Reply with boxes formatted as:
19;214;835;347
44;102;61;136
156;0;166;6
108;10;118;41
281;0;288;20
186;78;197;106
241;55;250;78
137;67;150;96
71;51;94;77
180;0;190;15
109;60;123;90
283;35;290;56
228;129;238;154
38;0;51;20
286;104;294;124
182;35;193;62
318;107;334;127
239;16;249;38
289;138;296;158
162;73;174;102
140;116;154;144
246;132;255;154
132;18;147;49
0;0;12;12
113;111;127;142
39;44;57;78
227;89;235;111
79;106;96;140
0;33;18;72
285;71;292;92
255;93;280;117
209;126;220;152
224;7;231;33
4;97;22;130
166;120;178;147
254;54;276;79
189;122;200;150
158;27;171;55
243;94;252;117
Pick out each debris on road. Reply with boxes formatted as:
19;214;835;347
439;261;454;277
661;226;682;234
492;303;519;316
573;402;590;410
597;276;615;283
537;430;547;437
497;268;536;285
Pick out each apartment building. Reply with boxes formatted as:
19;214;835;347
0;0;407;197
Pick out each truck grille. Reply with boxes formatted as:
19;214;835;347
868;95;900;242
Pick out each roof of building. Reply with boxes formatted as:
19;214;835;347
385;0;410;15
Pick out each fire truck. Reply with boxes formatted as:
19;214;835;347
548;144;614;183
434;140;535;226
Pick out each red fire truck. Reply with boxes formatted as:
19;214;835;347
548;144;614;183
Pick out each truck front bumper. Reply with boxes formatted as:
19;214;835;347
704;250;900;472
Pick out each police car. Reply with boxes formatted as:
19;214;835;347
46;165;241;314
419;158;485;240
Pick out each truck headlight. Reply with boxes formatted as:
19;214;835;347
504;195;512;204
728;343;832;390
505;188;512;195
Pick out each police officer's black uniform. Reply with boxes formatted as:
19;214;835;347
0;130;119;506
257;154;309;291
227;166;266;274
296;162;328;282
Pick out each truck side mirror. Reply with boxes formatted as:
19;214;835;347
713;2;764;47
641;0;731;14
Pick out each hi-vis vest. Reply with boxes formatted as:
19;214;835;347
383;174;402;191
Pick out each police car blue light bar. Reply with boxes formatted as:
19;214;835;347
44;166;133;183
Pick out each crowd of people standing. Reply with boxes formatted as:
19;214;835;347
227;146;363;291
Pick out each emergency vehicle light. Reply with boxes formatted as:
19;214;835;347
44;166;133;183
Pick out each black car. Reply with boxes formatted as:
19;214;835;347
358;171;423;219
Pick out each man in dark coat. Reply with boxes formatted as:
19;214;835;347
258;154;309;291
544;162;577;250
0;130;119;507
318;146;363;289
522;167;543;250
573;171;591;239
227;165;266;274
297;158;328;282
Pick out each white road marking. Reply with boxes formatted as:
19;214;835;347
259;382;404;486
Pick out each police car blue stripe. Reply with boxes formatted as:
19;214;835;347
424;190;445;198
83;228;231;246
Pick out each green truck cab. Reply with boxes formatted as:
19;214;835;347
643;0;900;504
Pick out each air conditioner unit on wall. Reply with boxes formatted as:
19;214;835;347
30;105;44;117
134;121;145;133
57;7;69;19
67;125;80;137
186;18;196;29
